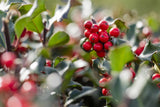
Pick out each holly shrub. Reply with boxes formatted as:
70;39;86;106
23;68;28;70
0;0;160;107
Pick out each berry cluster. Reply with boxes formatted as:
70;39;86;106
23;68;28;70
82;19;120;57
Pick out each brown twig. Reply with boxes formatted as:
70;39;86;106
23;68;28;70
42;21;48;46
2;18;11;51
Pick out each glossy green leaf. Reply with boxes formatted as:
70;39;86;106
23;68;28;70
43;67;57;74
139;41;160;61
68;80;82;90
65;86;98;106
48;31;70;47
126;24;140;47
19;4;32;15
15;0;46;38
109;44;134;72
114;19;128;32
54;57;65;67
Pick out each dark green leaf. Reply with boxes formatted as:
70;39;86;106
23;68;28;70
54;56;65;67
152;52;160;73
68;80;82;90
65;86;97;106
111;38;126;46
0;10;6;48
61;64;76;91
110;77;123;101
126;24;140;47
8;0;23;4
48;31;70;47
93;58;111;74
30;56;46;73
108;44;134;72
139;41;160;61
43;67;57;74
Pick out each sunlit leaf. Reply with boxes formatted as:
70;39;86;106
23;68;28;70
48;31;70;47
109;44;135;72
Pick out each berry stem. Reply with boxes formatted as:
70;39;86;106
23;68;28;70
91;16;97;24
2;18;11;51
42;21;48;46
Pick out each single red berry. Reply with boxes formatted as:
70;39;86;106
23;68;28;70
142;27;152;37
20;81;37;97
134;47;144;56
91;24;99;33
84;20;92;29
152;73;160;80
82;41;92;51
99;32;109;43
46;60;52;67
96;50;105;57
89;33;99;43
104;41;113;50
0;52;16;68
99;20;109;31
102;88;110;96
84;29;91;38
130;68;136;79
93;43;103;52
109;28;120;37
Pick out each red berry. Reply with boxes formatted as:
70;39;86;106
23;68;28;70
46;60;52;67
93;43;103;52
91;24;99;33
99;77;111;86
82;41;92;51
109;28;120;37
96;50;105;57
152;73;160;80
84;29;91;38
89;33;99;43
0;74;18;92
0;52;16;68
20;81;37;97
134;47;144;56
6;94;32;107
130;68;136;79
99;20;109;31
84;20;92;29
142;27;152;37
102;88;110;96
99;32;109;43
104;41;113;50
